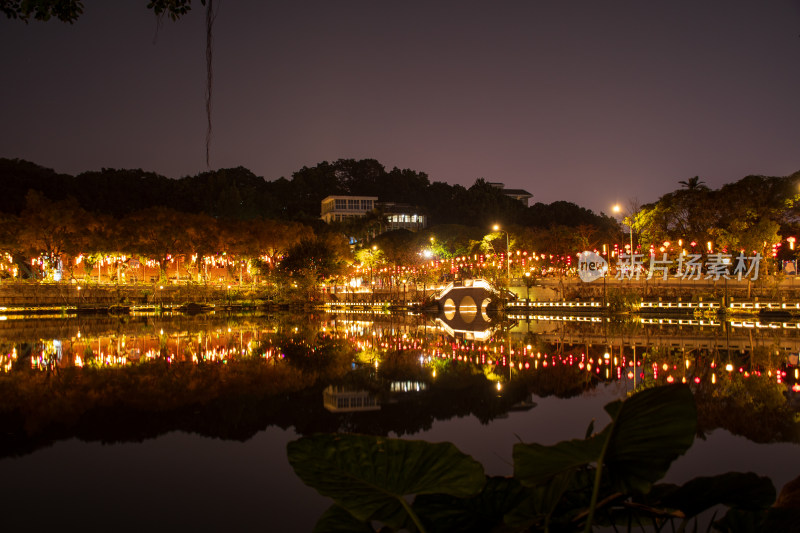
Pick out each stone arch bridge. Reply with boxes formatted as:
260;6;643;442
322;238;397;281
434;279;505;334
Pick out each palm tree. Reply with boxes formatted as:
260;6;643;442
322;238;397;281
678;176;708;191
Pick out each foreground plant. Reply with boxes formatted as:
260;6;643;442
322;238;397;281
288;385;796;532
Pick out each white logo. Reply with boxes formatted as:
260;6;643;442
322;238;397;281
578;251;607;283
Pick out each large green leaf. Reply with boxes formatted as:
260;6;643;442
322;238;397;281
413;476;530;533
512;385;697;531
504;469;581;530
287;433;485;531
313;504;377;533
514;385;696;494
660;472;775;517
604;384;697;494
713;508;768;533
755;473;800;533
513;434;604;487
601;474;775;529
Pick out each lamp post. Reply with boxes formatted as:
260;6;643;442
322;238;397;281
370;245;378;306
492;224;511;280
612;204;634;254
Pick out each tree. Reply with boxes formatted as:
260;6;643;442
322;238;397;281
382;167;430;204
370;229;418;267
18;191;93;279
124;207;190;282
0;212;24;278
179;167;266;219
1;1;205;23
426;225;484;259
337;206;387;245
182;212;220;282
277;235;350;296
678;176;708;191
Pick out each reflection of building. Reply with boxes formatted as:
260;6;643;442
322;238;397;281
389;380;428;393
323;385;381;412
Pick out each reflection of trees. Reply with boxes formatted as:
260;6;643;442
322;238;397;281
631;349;800;444
517;363;599;399
0;351;533;458
281;336;353;378
694;375;800;443
2;312;800;462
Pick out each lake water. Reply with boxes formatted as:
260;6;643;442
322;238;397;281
0;311;798;531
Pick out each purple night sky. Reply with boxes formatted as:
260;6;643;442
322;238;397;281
1;1;799;214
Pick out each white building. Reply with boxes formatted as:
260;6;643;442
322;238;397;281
320;196;378;223
320;195;427;233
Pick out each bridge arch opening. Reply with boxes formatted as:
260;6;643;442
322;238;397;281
481;298;492;322
459;295;477;324
443;298;456;320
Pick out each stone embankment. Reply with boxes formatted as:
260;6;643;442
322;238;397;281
0;282;250;313
535;275;800;302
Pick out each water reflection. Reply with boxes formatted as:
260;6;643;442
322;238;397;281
0;311;798;456
323;385;380;412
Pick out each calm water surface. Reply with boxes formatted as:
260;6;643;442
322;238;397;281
1;311;798;531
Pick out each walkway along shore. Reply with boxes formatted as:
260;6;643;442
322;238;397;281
3;277;800;318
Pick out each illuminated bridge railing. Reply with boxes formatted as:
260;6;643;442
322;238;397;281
639;301;720;310
729;301;800;311
507;301;603;310
434;278;501;302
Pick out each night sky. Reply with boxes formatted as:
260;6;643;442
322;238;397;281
2;1;799;214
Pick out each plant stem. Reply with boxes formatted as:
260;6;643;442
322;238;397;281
583;432;614;533
399;497;427;533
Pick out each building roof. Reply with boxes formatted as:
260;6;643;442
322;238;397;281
503;188;532;198
379;202;425;215
321;195;378;201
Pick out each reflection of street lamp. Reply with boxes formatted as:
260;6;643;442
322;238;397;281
492;224;511;279
523;271;536;319
612;204;634;254
723;256;731;307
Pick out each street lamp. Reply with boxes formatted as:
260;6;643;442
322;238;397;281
612;204;634;254
370;245;378;306
492;224;511;280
